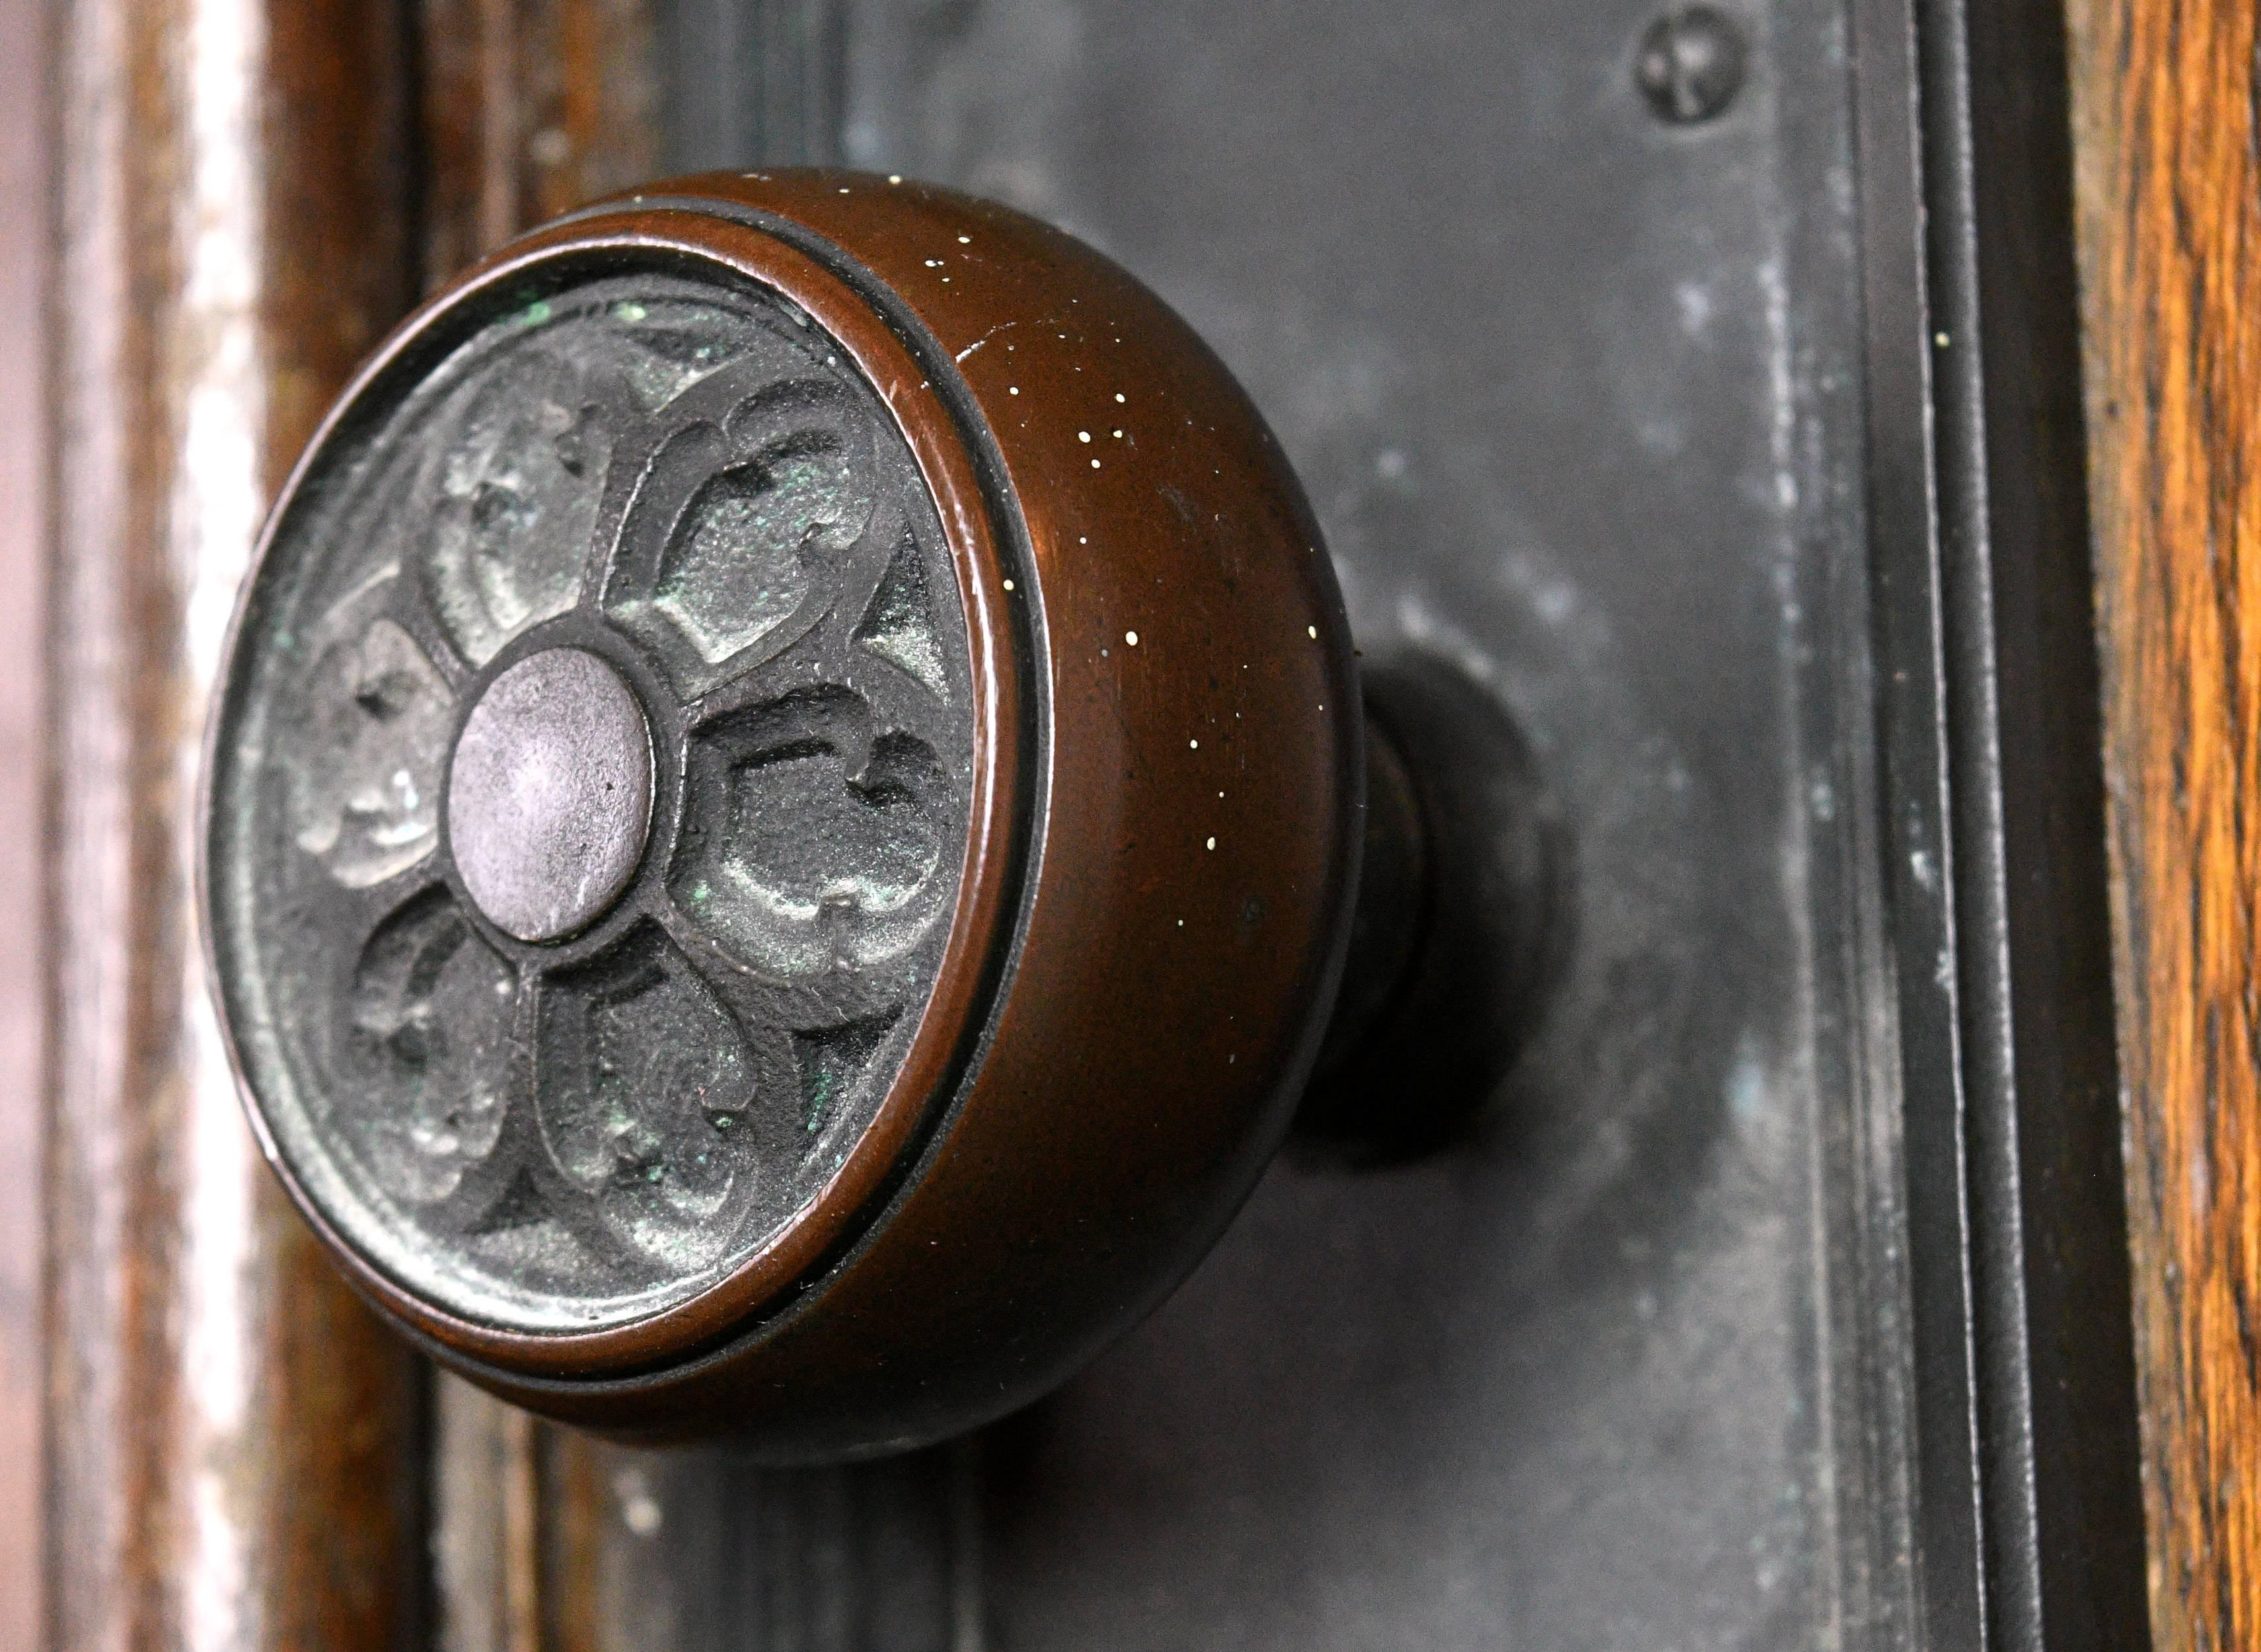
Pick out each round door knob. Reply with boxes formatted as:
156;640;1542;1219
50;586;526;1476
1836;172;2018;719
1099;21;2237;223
200;170;1498;1456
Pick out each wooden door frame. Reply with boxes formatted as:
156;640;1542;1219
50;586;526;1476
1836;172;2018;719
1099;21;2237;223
2070;1;2261;1647
38;3;658;1647
42;3;427;1646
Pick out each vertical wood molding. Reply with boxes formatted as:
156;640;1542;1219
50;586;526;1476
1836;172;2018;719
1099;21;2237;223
44;2;427;1647
2069;0;2261;1645
416;0;659;291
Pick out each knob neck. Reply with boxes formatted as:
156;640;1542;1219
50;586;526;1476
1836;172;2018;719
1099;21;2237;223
1300;661;1566;1164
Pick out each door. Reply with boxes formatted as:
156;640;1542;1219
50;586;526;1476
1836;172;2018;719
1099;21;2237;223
24;1;2237;1648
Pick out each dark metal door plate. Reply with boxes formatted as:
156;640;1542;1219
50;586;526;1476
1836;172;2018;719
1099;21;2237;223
519;1;2147;1646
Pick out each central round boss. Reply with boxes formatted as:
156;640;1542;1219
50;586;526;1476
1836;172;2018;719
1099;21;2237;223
448;648;654;944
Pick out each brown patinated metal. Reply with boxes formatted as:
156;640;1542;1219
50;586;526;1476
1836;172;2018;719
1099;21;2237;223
203;172;1363;1456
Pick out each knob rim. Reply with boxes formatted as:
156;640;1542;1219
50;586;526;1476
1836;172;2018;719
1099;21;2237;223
200;204;1036;1378
205;171;1362;1454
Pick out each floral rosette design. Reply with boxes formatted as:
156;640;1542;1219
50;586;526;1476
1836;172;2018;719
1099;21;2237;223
206;268;974;1332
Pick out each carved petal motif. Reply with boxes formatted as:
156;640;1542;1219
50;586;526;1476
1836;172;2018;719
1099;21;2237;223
422;350;605;665
536;926;783;1267
675;686;953;978
216;267;977;1332
605;383;880;689
654;444;866;663
344;888;519;1205
288;575;452;889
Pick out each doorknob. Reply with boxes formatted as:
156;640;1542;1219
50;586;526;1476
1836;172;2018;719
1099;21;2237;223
199;170;1546;1457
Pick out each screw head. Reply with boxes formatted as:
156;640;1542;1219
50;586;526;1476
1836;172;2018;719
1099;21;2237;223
1636;6;1748;125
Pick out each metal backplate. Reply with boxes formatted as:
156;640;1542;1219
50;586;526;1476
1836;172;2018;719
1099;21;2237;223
834;3;1889;1645
547;0;2140;1646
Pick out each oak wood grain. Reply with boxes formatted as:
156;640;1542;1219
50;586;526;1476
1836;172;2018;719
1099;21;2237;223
44;2;427;1647
2068;1;2261;1645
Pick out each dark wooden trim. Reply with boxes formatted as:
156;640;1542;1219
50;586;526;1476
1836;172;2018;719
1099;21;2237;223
415;0;660;295
44;2;427;1646
2069;1;2261;1646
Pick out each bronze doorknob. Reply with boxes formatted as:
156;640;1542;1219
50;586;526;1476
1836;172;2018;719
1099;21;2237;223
200;170;1535;1457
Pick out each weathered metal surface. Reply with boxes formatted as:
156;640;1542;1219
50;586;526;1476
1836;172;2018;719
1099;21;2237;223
1861;1;2144;1644
43;0;430;1648
205;256;975;1337
604;0;2132;1645
829;2;1890;1642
